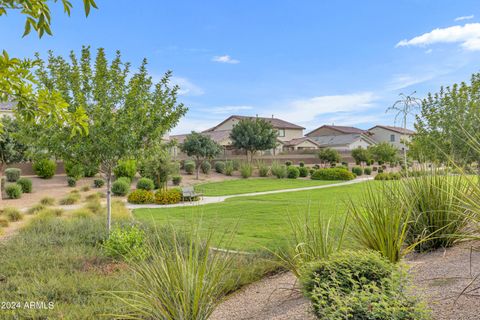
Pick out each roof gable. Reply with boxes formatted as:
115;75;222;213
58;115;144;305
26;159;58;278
203;115;305;132
368;125;415;135
306;125;366;136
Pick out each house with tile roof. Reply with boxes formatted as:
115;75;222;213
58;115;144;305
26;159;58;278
368;125;415;151
0;102;15;118
305;125;376;150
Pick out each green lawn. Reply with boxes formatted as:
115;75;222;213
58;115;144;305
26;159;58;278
194;178;339;196
135;180;376;251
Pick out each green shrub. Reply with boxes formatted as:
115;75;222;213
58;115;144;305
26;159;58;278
33;159;57;179
240;163;252;179
155;188;182;205
114;159;137;180
232;160;240;171
364;167;372;175
214;161;225;174
64;161;84;179
285;161;292;166
201;161;211;174
112;179;130;196
299;161;305;167
136;177;154;191
372;166;378;171
172;175;182;186
67;177;77;187
5;168;21;182
5;184;22;199
301;250;429;320
81;185;90;192
93;179;105;188
271;162;287;179
224;161;234;176
257;161;270;177
2;207;22;221
0;218;8;227
311;168;355;181
287;166;300;179
104;225;147;260
184;161;195;175
351;166;363;176
59;192;81;205
16;177;32;193
83;164;99;177
27;204;45;215
375;172;401;180
40;197;55;206
298;166;309;177
127;189;155;204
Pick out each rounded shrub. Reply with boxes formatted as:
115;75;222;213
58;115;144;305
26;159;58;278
240;163;253;179
285;161;292;166
3;207;22;221
104;225;147;260
351;167;363;176
114;159;137;180
83;164;99;177
136;177;155;191
271;164;287;179
65;161;85;179
184;161;195;175
311;168;355;181
93;179;105;188
201;161;211;174
33;159;57;179
287;166;300;179
16;177;32;193
112;179;130;196
5;184;22;199
214;161;225;174
258;164;270;177
154;188;182;205
298;166;309;177
224;161;234;176
5;168;21;182
374;172;401;181
128;189;155;204
372;166;378;172
67;177;77;187
299;161;305;167
232;160;241;171
364;167;372;175
172;175;182;186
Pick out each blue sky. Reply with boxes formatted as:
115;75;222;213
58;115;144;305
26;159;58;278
2;0;480;134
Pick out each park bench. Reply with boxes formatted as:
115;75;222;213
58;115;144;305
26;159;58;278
181;186;203;201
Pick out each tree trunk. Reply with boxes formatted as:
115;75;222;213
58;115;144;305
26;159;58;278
106;174;112;235
195;158;200;180
0;164;4;203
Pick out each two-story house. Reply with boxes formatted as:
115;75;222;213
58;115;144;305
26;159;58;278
305;125;376;151
368;125;415;151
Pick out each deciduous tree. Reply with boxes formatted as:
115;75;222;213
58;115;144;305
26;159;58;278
368;142;398;164
180;132;222;179
318;148;341;167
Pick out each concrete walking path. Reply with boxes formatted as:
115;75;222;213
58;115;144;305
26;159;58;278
126;177;374;210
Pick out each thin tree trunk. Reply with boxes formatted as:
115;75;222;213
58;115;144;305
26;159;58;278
0;164;4;203
196;158;200;180
106;173;112;235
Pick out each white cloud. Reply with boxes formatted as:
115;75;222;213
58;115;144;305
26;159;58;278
396;23;480;51
387;74;435;91
455;15;474;22
212;55;240;64
320;114;387;128
202;105;253;114
170;117;217;135
170;76;205;96
425;48;433;54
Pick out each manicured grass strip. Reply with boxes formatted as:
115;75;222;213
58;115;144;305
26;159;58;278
194;178;338;196
134;181;376;251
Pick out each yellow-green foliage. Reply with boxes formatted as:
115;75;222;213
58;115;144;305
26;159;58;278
154;188;182;205
81;185;91;192
0;217;9;227
84;198;103;215
39;197;55;206
27;204;46;215
71;209;94;219
59;192;81;205
112;200;132;220
2;207;22;222
128;189;155;204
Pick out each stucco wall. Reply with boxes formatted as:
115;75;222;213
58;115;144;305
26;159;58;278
369;127;411;150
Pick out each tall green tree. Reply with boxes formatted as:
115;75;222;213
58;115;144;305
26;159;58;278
318;148;341;167
229;118;278;162
351;147;370;165
180;132;222;179
412;74;480;166
140;142;178;190
368;142;398;164
22;47;187;233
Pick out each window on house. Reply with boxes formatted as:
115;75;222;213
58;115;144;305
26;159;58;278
278;129;285;137
390;134;395;142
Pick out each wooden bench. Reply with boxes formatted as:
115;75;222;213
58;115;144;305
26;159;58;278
181;186;203;201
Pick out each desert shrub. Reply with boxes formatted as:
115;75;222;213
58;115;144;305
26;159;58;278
5;184;22;199
64;161;84;180
311;168;355;181
59;192;81;205
2;207;22;222
93;179;105;188
184;161;195;175
81;185;90;192
114;159;137;180
301;250;429;320
5;168;21;182
201;161;211;174
351;166;363;176
364;167;372;175
298;166;309;177
299;161;305;167
155;188;182;205
378;168;384;173
375;172;401;180
112;179;130;196
27;204;45;215
309;168;315;176
271;162;287;179
16;177;32;193
67;177;77;187
33;159;56;179
136;177;155;191
224;161;234;176
83;164;99;177
214;161;225;173
372;166;378;171
257;161;270;177
287;166;300;179
40;197;55;206
172;175;182;186
240;163;252;179
232;160;240;171
0;218;9;227
285;161;292;166
104;225;147;261
127;189;155;204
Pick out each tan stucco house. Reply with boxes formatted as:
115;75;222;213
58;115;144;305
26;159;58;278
368;125;415;151
305;125;376;151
